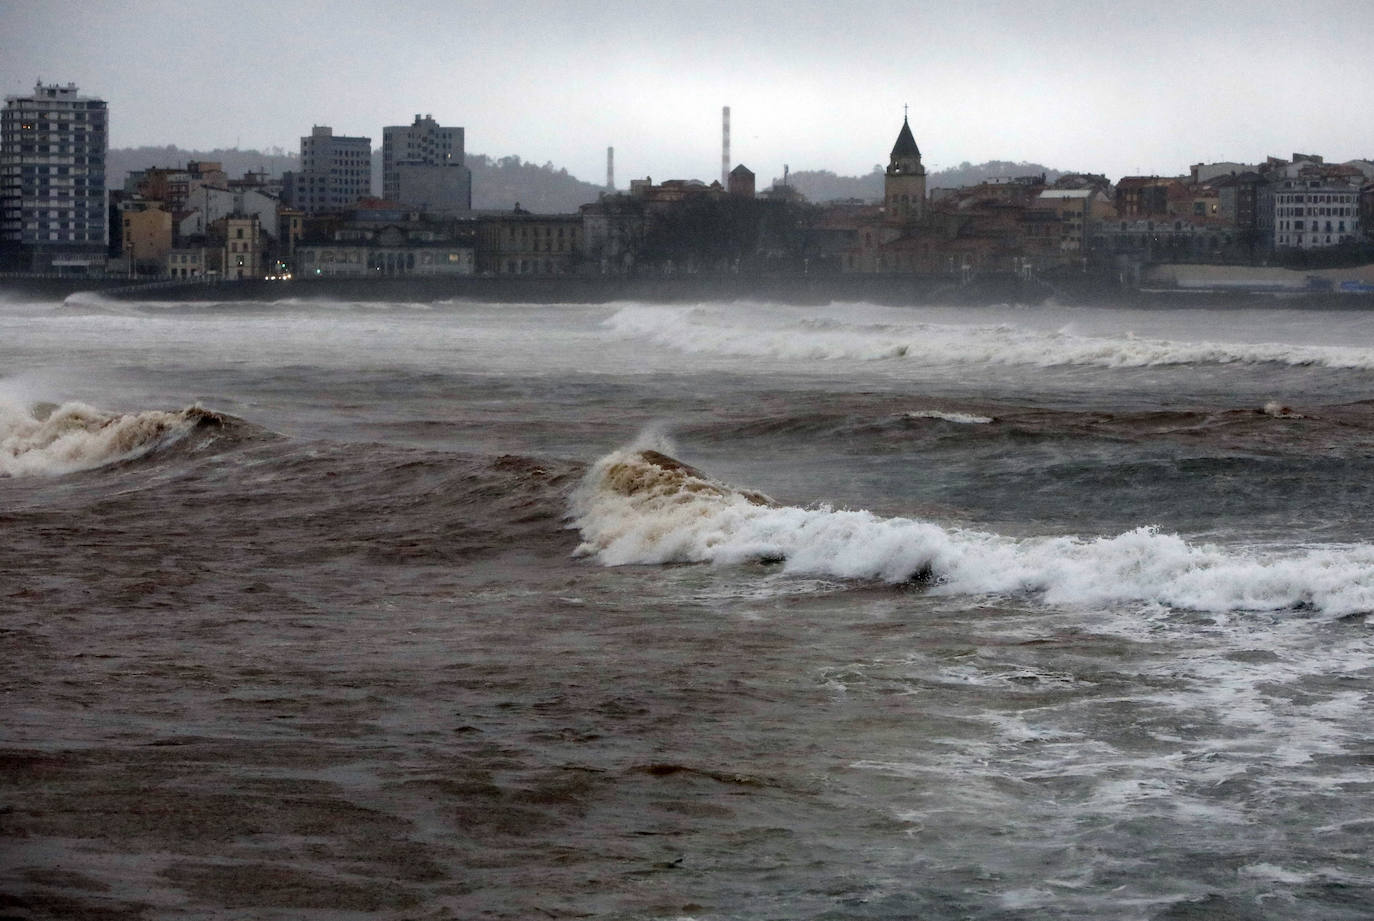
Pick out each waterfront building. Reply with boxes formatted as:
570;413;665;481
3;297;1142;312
382;114;471;213
164;246;209;279
1091;216;1238;264
295;201;475;277
579;196;648;275
277;207;303;266
285;125;372;214
477;210;582;275
1269;175;1362;249
1213;172;1263;228
1027;189;1104;253
0;81;107;273
1260;155;1363;250
121;205;173;273
296;238;475;277
220;213;263;280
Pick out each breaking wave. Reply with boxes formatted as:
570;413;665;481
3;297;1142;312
603;304;1374;370
571;447;1374;617
0;401;225;477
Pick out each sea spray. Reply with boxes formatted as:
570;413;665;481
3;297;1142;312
0;400;215;477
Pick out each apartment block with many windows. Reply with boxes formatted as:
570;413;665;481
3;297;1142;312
382;114;471;213
1;81;107;272
284;125;372;215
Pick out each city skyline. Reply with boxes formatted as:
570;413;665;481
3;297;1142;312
5;0;1373;186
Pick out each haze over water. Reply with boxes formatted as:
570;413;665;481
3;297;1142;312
3;293;1374;919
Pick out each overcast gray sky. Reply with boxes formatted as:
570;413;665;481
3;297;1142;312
5;0;1372;184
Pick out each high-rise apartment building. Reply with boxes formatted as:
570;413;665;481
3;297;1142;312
285;125;371;214
382;114;471;213
1;81;108;272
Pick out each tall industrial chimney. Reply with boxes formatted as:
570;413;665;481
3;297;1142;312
606;146;615;191
722;106;731;186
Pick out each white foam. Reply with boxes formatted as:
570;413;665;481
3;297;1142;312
602;304;1374;370
1238;863;1315;885
903;410;994;424
571;448;1374;616
0;400;203;477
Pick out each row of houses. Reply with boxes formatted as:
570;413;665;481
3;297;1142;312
110;140;1374;285
14;78;1368;282
113;160;300;280
816;121;1373;279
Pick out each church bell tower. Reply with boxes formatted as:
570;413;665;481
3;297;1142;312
885;110;926;223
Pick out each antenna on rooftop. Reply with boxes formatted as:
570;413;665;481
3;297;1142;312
607;146;615;191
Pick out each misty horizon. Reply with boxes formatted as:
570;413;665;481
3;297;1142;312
5;0;1371;187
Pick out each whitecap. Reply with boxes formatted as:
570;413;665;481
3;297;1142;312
903;410;994;424
570;447;1374;617
0;400;208;477
600;303;1374;371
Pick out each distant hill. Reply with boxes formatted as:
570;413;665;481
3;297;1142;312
107;146;1062;212
466;154;606;212
107;145;607;212
776;161;1065;204
106;146;300;190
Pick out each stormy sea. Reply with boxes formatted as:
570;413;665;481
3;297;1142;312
3;291;1374;921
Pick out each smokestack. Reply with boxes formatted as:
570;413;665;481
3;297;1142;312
722;106;731;186
607;146;615;191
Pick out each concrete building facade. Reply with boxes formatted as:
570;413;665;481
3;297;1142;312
382;114;471;213
287;125;372;214
165;246;209;279
477;212;582;275
1029;189;1113;253
1258;155;1364;250
296;240;475;277
121;206;173;272
221;213;263;280
1;81;108;272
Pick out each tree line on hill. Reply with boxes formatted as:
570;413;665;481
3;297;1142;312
105;145;606;212
107;145;1064;213
774;161;1064;203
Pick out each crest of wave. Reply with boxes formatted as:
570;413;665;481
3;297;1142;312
602;304;1374;370
571;448;1374;616
0;400;205;477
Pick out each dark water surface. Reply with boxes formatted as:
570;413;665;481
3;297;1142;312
3;295;1374;919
